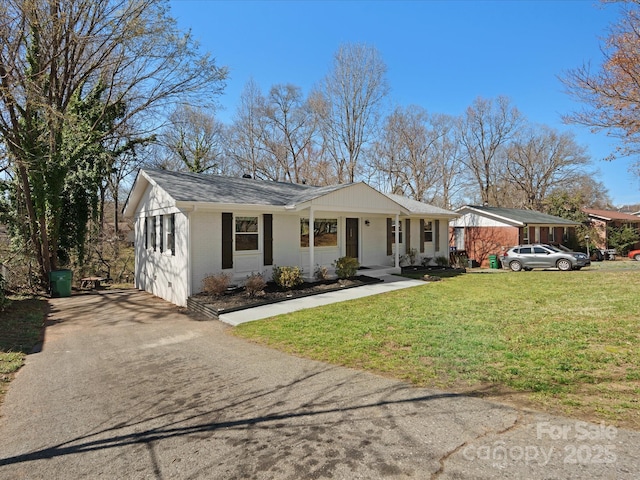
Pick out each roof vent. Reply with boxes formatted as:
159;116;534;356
242;174;252;179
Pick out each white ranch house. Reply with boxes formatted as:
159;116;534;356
123;169;457;306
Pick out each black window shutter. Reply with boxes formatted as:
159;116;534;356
435;219;440;251
386;218;392;256
420;219;425;253
263;214;273;266
222;213;233;269
406;218;411;251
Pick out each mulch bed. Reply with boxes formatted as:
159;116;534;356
191;275;383;314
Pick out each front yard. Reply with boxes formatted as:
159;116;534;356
234;261;640;429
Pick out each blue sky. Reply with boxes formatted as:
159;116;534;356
169;0;639;206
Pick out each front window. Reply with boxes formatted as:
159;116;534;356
548;227;555;243
235;216;259;251
300;218;338;247
423;221;433;243
392;220;403;244
523;227;529;244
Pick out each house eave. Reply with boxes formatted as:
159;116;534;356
176;201;285;213
457;206;524;227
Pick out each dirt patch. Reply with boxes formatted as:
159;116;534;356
192;275;382;313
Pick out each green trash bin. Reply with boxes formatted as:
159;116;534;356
488;254;499;269
49;269;72;297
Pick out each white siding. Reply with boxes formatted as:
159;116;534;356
274;214;303;268
310;183;402;213
361;216;393;266
450;212;512;228
190;211;222;295
133;205;189;306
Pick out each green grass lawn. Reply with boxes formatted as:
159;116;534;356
234;262;640;429
0;296;48;404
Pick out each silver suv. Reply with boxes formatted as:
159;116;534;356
500;244;590;272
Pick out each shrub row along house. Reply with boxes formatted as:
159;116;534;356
123;169;458;306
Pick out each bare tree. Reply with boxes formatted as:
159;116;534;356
427;113;466;208
459;96;523;206
505;126;590;211
371;105;439;200
0;0;227;281
228;79;270;179
158;105;225;173
313;43;390;183
562;0;640;167
261;84;317;183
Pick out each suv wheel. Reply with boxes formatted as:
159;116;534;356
509;260;523;272
557;258;572;271
634;254;640;261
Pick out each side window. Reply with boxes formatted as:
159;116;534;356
520;247;532;254
143;217;148;249
533;247;547;254
152;216;157;252
167;214;176;256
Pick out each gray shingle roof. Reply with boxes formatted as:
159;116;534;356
462;205;579;225
383;193;458;217
142;169;350;206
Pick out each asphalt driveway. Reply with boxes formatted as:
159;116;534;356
0;289;638;479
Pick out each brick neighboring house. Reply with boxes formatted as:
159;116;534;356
450;205;579;267
582;208;640;251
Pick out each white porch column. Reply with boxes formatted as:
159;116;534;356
309;208;315;275
394;213;400;268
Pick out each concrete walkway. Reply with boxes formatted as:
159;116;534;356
219;274;425;325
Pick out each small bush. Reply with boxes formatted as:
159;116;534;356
244;272;267;297
333;256;359;279
272;265;304;290
202;272;232;296
314;265;330;281
434;255;449;267
451;254;468;269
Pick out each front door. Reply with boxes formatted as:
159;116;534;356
346;218;359;259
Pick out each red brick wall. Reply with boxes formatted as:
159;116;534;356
463;226;520;267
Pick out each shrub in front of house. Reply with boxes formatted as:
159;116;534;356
244;272;267;297
202;272;232;296
314;264;330;281
434;255;449;267
333;256;359;279
272;265;304;290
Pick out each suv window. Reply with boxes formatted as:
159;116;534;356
519;247;532;254
533;247;548;254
